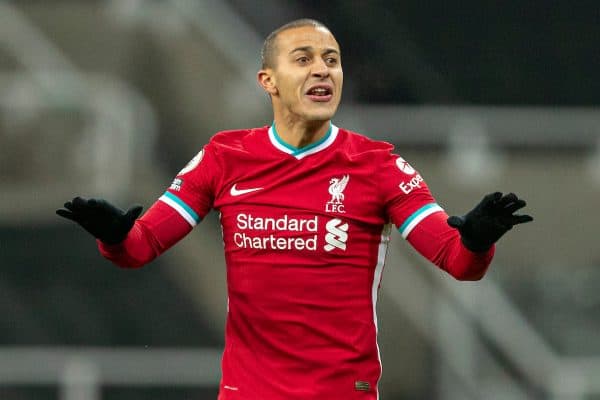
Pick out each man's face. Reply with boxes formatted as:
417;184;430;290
262;26;343;123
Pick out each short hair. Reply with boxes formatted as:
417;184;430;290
261;19;330;69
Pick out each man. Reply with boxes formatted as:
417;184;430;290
57;19;532;400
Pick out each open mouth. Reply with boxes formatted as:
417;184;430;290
306;85;333;102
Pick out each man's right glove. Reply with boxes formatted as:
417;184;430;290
56;197;143;245
447;192;533;252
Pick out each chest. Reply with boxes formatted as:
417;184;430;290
212;154;392;262
213;154;385;226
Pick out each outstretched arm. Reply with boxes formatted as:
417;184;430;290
57;197;192;268
406;192;532;280
407;210;494;280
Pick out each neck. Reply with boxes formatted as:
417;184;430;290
272;117;331;148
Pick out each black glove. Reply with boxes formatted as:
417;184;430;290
447;192;533;252
56;197;143;245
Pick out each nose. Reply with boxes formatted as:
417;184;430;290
311;58;329;78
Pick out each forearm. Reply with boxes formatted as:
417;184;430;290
98;222;160;268
406;211;494;280
98;201;192;268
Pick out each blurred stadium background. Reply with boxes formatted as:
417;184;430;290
1;1;599;399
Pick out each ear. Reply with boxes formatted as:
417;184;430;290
257;69;278;95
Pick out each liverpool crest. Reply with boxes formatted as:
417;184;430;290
326;174;349;213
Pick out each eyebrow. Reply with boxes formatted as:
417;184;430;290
289;46;340;56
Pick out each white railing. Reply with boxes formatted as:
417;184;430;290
0;347;222;400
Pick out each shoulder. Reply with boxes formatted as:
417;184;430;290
336;127;424;178
336;127;395;159
179;127;267;173
208;126;268;151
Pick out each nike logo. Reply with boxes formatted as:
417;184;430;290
230;184;263;196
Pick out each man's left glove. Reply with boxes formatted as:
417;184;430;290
56;197;143;245
447;192;533;252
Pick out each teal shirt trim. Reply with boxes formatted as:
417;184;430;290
399;203;439;234
271;122;333;156
163;191;200;223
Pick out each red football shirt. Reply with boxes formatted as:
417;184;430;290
99;123;493;399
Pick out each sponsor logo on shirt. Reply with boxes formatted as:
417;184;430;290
230;184;263;197
234;213;318;251
325;174;349;213
399;174;424;194
396;156;423;194
231;214;351;253
324;218;348;251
